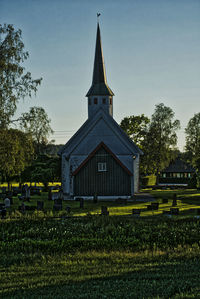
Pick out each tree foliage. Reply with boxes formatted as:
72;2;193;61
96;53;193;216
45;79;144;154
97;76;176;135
120;114;150;148
0;129;34;182
0;24;42;128
21;155;61;189
142;103;180;175
20;106;53;154
185;113;200;173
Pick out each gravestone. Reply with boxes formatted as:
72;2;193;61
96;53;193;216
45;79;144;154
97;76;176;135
53;198;62;211
101;206;109;216
162;198;168;204
1;208;6;219
80;198;84;208
37;201;44;210
12;187;20;196
151;202;159;210
2;187;6;193
170;208;179;215
66;206;71;213
132;209;141;216
172;198;177;207
93;193;98;203
116;198;127;204
162;210;171;215
147;205;153;211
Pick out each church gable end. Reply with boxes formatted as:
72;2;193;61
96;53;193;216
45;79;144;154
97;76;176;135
73;143;132;196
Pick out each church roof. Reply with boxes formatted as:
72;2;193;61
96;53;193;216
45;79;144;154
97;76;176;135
58;108;143;158
86;23;114;97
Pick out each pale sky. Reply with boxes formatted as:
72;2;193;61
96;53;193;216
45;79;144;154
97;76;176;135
1;0;200;151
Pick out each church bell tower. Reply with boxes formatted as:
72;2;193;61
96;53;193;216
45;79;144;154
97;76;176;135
86;23;114;118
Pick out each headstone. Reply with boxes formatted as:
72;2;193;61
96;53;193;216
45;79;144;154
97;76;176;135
80;198;84;208
4;198;10;208
172;198;177;207
53;198;62;211
116;198;127;204
66;206;71;213
0;203;5;210
101;206;109;216
93;193;98;203
19;203;26;213
170;208;179;215
162;198;168;204
132;209;141;216
12;187;20;196
48;189;52;200
2;187;6;193
163;210;171;215
151;202;159;210
147;205;153;211
1;208;6;219
37;201;44;210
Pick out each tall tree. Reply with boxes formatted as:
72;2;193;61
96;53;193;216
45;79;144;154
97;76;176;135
20;106;53;154
185;113;200;177
120;114;150;148
21;155;61;190
0;24;42;128
0;129;34;186
142;103;180;177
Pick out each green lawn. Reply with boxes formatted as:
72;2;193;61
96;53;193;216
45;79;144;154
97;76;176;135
1;188;200;218
1;189;200;298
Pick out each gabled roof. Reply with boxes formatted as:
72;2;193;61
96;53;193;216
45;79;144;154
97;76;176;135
162;158;195;173
72;142;132;176
58;108;143;157
86;23;114;97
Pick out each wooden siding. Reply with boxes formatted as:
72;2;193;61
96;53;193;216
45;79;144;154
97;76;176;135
74;147;131;196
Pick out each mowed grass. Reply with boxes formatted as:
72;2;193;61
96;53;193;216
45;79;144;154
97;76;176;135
1;249;200;299
1;215;200;298
1;189;200;298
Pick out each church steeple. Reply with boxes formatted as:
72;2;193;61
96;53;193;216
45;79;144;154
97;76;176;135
86;23;114;118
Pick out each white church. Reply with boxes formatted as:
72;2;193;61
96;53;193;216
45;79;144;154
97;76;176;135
58;23;143;199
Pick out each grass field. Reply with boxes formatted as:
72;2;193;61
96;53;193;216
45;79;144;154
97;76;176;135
1;189;200;298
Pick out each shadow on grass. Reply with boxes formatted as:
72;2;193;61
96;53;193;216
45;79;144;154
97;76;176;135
1;256;200;299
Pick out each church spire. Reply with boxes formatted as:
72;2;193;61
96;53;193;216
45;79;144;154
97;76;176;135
86;23;114;97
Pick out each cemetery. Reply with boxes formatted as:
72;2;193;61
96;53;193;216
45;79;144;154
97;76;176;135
0;184;200;218
1;186;200;298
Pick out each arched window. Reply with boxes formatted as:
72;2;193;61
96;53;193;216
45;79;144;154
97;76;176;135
110;97;112;105
102;98;106;104
94;98;98;104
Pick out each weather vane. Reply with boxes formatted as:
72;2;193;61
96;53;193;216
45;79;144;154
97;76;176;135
97;13;101;22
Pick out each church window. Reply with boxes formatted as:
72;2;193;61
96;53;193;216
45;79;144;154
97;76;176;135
94;98;98;104
110;97;112;105
98;162;107;172
102;98;106;104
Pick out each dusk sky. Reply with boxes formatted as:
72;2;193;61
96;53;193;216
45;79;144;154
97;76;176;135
1;0;200;150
